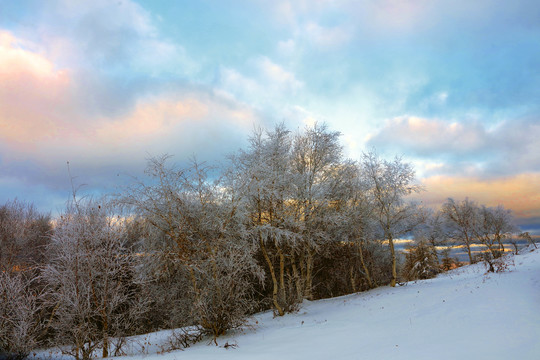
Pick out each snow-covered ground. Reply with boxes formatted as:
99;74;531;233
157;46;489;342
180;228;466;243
40;246;540;360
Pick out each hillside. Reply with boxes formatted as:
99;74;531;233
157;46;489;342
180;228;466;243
39;247;540;360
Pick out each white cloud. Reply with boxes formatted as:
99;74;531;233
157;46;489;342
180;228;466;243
367;115;540;178
218;57;303;106
303;22;353;49
257;56;303;93
368;116;487;155
437;92;448;103
56;0;155;35
26;0;198;78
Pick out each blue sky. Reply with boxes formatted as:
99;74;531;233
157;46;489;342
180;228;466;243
0;0;539;229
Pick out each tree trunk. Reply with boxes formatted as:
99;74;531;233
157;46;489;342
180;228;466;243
102;316;109;358
277;247;286;308
290;251;303;302
303;247;314;300
486;242;496;258
357;241;373;289
464;235;473;264
496;235;505;253
388;233;397;287
260;236;284;316
349;265;357;293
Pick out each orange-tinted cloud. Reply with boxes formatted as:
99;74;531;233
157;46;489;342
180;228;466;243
0;31;76;149
412;173;540;219
367;116;486;155
89;94;257;162
0;31;259;169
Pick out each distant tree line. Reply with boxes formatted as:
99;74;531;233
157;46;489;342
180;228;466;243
0;123;529;360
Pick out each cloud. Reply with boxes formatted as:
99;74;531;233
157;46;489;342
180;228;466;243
368;114;540;222
302;22;353;49
0;87;261;209
257;56;303;93
218;56;303;108
368;116;486;155
23;0;198;79
0;2;266;210
0;31;78;150
94;93;258;162
412;173;540;221
272;0;338;26
368;116;540;177
269;1;355;51
1;0;201;128
0;31;260;197
2;0;539;224
2;88;259;167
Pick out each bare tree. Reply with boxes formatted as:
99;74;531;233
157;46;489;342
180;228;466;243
519;231;537;249
488;205;519;253
0;200;50;360
474;205;500;257
442;198;478;264
0;200;51;272
361;151;423;287
43;198;139;359
0;271;42;360
413;208;447;262
477;206;519;255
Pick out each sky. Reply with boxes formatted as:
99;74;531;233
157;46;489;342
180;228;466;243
0;0;539;231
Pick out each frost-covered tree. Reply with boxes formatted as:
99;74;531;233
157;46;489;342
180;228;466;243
0;200;50;359
0;272;42;360
43;198;138;359
232;124;300;315
362;151;423;287
122;156;262;341
290;123;348;299
331;162;379;290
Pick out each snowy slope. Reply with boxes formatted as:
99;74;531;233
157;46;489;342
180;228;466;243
46;247;540;360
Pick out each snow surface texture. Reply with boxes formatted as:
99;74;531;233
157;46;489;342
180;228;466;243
40;247;540;360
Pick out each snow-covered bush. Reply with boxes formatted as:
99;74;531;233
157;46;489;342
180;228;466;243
480;251;515;273
402;241;440;281
191;240;262;344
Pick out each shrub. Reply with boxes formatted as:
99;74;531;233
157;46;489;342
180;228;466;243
402;241;440;281
0;272;42;360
